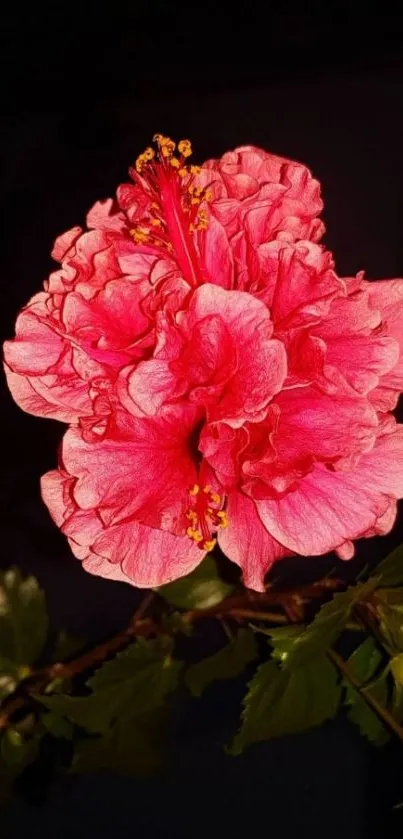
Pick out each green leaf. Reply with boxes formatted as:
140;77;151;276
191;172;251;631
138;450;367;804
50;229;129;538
42;712;74;740
0;567;48;667
0;665;19;700
185;629;258;697
344;638;389;745
269;581;376;668
391;653;403;687
53;631;87;662
231;654;341;755
375;589;403;653
38;637;182;734
159;611;193;636
0;727;42;771
391;682;403;722
0;725;44;805
373;544;403;587
71;709;167;776
155;554;234;610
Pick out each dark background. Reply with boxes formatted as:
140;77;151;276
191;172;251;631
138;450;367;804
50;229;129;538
2;2;403;836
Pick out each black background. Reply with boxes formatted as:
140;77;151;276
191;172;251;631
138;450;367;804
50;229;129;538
2;3;403;836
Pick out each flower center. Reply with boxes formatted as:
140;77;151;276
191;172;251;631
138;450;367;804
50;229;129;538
129;135;212;287
185;484;229;551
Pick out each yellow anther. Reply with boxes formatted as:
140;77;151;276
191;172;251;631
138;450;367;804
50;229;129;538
151;218;162;226
178;139;192;157
143;147;155;161
170;157;180;168
186;511;197;522
205;191;213;201
203;538;217;551
189;484;200;496
151;202;160;209
203;485;212;494
191;197;201;205
135;155;146;173
153;133;164;143
217;510;229;528
130;228;149;243
186;526;203;543
178;168;188;177
161;145;172;158
190;165;201;175
210;492;221;504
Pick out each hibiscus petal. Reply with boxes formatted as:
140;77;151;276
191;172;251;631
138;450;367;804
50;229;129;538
51;227;82;262
271;245;343;330
367;279;403;401
41;468;204;587
255;423;403;556
218;491;291;591
4;363;93;422
197;214;234;289
315;288;399;394
119;359;182;417
61;407;199;533
91;523;204;588
273;386;379;461
185;284;287;425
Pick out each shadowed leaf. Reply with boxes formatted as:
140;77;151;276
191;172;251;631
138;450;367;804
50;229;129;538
185;629;258;697
155;554;234;610
373;544;403;588
0;567;48;667
38;637;182;735
344;637;389;745
231;654;341;755
268;581;376;668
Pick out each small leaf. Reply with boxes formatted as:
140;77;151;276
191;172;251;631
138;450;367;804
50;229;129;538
347;637;384;682
71;709;167;776
53;631;87;662
0;726;44;806
39;638;182;734
373;544;403;588
376;588;403;613
231;654;341;755
1;727;42;770
0;665;19;700
375;589;403;653
392;682;403;722
42;712;74;740
159;611;193;636
391;653;403;687
269;581;375;668
185;630;258;697
0;567;48;667
344;638;389;745
155;554;234;610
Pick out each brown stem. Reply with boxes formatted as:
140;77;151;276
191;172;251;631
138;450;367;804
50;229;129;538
0;579;341;732
227;609;289;623
328;648;403;744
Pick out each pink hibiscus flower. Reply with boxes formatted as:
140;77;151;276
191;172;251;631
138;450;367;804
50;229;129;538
42;275;403;590
4;136;324;429
5;135;403;590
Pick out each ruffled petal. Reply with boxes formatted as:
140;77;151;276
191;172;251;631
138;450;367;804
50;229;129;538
255;422;403;556
218;491;291;591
